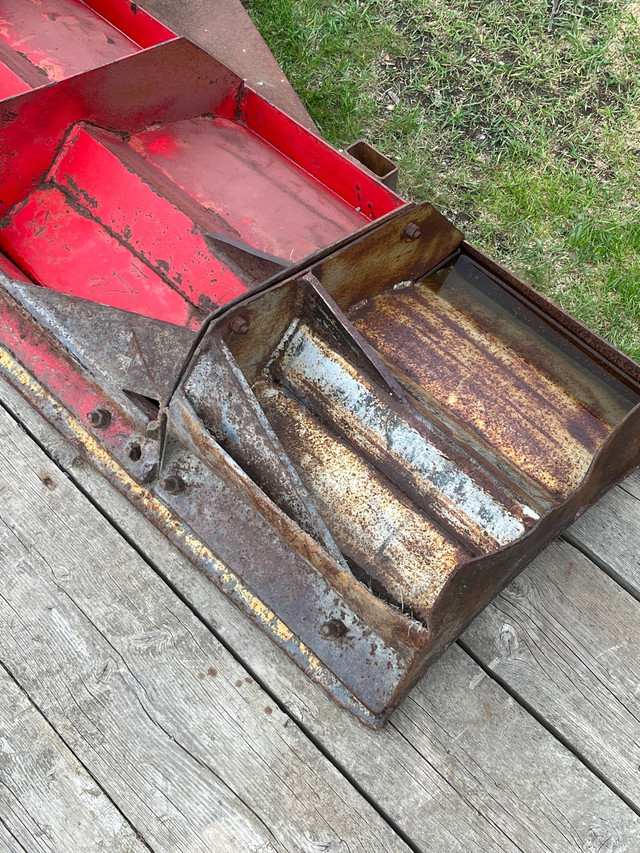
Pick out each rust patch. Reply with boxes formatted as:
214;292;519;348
351;281;610;501
272;321;538;551
256;381;471;620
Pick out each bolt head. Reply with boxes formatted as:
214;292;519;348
402;222;422;241
87;408;111;429
161;475;186;496
319;618;347;639
230;316;250;334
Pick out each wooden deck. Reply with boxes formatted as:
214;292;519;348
1;368;640;853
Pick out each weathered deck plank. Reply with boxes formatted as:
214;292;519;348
461;536;640;810
565;470;640;596
0;405;409;853
1;379;639;852
0;822;27;853
390;644;640;853
0;666;147;853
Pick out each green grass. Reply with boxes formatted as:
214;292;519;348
246;0;640;359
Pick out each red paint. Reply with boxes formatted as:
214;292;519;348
0;185;202;328
0;37;405;327
0;292;135;448
0;250;29;280
0;0;174;90
0;40;244;217
0;0;140;83
0;63;30;100
52;124;248;308
130;116;369;263
82;0;174;48
240;89;405;221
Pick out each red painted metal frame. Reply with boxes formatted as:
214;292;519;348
0;0;174;100
0;37;404;325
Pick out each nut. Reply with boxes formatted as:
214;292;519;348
230;316;250;334
160;475;186;496
87;408;111;429
402;222;422;241
319;619;347;639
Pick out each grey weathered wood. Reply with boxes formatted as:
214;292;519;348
0;666;147;853
620;470;640;502
0;821;27;853
462;537;640;810
1;381;639;851
0;406;409;853
396;647;639;853
565;471;640;596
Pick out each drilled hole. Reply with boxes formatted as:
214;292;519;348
128;442;142;462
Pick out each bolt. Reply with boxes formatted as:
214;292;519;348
87;408;111;429
402;222;421;241
319;618;347;639
230;315;250;334
160;475;186;496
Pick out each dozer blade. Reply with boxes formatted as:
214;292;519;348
0;16;638;726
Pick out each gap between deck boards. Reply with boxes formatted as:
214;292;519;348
0;661;152;853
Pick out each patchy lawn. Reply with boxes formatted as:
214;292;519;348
246;0;640;359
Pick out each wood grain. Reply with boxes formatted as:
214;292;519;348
1;379;638;852
462;537;640;810
0;821;28;852
565;470;640;596
620;470;640;502
0;666;146;853
0;405;409;853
